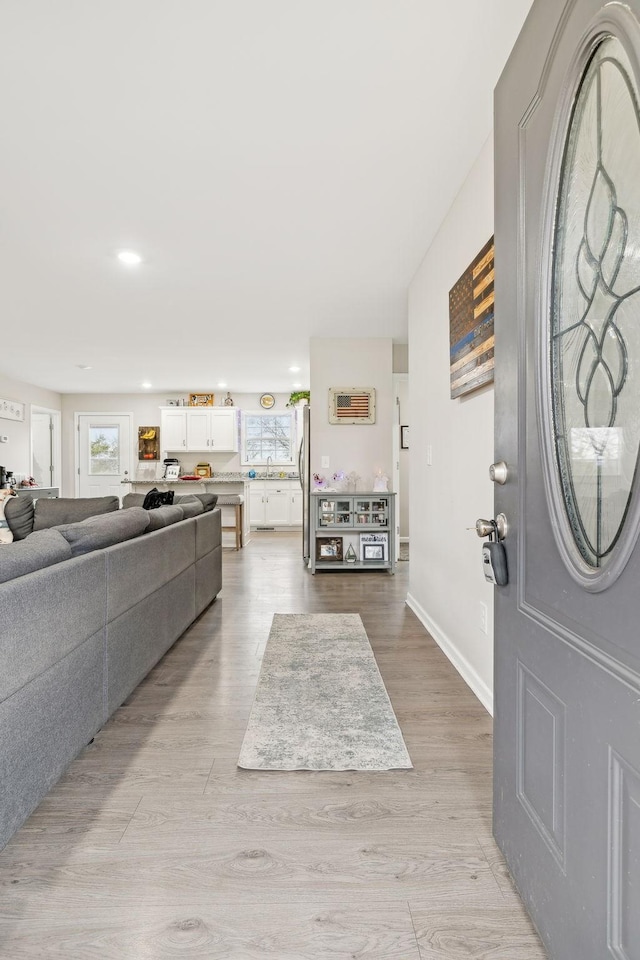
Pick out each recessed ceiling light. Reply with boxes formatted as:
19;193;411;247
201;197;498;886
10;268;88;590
117;250;142;266
76;364;93;370
217;382;227;389
141;382;152;389
292;382;302;388
289;366;300;373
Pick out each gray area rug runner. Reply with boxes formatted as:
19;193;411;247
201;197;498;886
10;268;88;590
238;613;412;771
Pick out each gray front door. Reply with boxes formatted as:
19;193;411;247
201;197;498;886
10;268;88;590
494;1;640;957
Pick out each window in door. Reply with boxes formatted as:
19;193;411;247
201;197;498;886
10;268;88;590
89;425;121;475
549;35;640;577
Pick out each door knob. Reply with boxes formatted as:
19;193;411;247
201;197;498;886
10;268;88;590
489;461;508;484
475;514;508;541
475;519;494;537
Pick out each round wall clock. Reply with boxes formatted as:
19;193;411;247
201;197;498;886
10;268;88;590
260;394;275;409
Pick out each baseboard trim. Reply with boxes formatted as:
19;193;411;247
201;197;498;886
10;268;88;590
405;592;493;716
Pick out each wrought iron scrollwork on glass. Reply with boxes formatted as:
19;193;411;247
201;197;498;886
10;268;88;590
552;36;640;569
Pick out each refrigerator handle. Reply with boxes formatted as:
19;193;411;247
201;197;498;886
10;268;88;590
298;437;304;489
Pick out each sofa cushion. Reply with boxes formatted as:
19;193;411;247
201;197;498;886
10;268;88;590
0;493;16;544
57;507;150;557
122;491;218;512
33;496;120;531
0;529;72;583
121;493;146;509
174;496;204;519
145;505;185;531
4;496;35;540
194;493;218;512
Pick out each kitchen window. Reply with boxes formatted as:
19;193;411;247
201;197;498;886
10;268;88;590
241;411;296;465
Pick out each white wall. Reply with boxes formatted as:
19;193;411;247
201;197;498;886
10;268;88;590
407;134;495;714
0;371;61;480
310;337;394;489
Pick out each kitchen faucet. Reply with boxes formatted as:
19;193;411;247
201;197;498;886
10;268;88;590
266;455;273;478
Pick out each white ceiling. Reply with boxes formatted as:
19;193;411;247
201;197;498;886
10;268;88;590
0;0;533;396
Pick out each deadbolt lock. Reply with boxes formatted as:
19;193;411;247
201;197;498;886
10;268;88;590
489;461;509;484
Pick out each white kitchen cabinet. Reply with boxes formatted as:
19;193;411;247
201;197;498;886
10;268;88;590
249;479;302;527
160;407;238;453
161;409;187;451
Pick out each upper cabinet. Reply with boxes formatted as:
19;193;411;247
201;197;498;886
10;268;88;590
161;408;187;450
160;407;238;453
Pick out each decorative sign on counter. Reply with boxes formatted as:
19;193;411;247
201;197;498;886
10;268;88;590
189;393;214;406
0;397;25;422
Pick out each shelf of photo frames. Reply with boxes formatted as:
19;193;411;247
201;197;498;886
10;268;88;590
310;492;395;574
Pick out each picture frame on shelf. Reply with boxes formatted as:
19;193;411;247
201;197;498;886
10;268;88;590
363;543;384;561
316;537;344;561
359;531;388;561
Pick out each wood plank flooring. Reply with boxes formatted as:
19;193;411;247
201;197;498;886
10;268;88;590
0;532;547;958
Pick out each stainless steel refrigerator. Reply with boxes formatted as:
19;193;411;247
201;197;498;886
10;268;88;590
298;404;311;563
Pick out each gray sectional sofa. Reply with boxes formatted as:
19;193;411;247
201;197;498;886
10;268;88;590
0;494;222;850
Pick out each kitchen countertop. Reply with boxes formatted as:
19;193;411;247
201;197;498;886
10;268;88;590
125;474;299;485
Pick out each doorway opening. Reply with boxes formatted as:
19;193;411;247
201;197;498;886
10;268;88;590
31;406;61;490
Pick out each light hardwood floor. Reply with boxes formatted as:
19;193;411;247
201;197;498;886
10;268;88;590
0;532;547;959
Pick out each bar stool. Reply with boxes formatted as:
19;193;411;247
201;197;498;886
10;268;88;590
216;494;244;550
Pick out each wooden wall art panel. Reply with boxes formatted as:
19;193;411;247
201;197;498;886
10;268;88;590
449;237;495;399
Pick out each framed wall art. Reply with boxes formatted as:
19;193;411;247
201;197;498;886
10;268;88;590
449;236;494;399
138;426;160;461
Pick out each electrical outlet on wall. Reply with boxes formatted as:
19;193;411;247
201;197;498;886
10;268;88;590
321;456;330;469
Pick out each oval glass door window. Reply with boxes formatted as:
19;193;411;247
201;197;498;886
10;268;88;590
551;35;640;572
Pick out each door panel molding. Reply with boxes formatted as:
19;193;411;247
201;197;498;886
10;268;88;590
519;597;640;696
608;747;640;959
517;662;567;869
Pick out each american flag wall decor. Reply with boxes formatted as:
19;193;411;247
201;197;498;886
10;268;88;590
328;388;376;424
449;237;495;399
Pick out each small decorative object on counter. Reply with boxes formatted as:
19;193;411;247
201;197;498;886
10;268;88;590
347;470;360;492
195;463;212;478
373;469;389;492
345;543;357;563
248;469;257;478
332;470;347;491
313;473;326;488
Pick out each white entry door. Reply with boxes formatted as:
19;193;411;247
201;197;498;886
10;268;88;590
77;414;132;499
